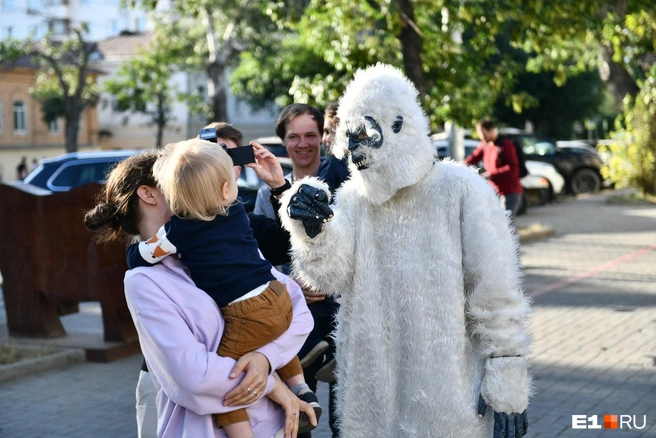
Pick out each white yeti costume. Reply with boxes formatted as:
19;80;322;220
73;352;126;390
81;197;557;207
279;64;531;438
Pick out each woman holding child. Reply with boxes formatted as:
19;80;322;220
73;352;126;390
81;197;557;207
85;137;317;437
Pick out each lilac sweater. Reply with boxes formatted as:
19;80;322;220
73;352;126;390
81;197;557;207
124;256;313;438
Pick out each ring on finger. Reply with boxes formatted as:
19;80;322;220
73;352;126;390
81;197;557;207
247;387;253;394
252;390;258;396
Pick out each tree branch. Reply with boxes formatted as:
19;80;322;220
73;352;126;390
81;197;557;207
400;12;424;38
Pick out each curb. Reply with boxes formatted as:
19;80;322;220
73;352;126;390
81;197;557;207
518;224;556;244
0;346;85;385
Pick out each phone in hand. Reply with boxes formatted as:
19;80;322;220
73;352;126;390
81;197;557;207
199;127;256;165
224;145;256;166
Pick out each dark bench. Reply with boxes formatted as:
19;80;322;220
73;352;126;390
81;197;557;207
0;182;136;350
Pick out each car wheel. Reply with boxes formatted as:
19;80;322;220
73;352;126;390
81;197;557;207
571;168;601;194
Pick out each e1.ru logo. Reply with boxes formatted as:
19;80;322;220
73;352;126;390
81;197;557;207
572;415;647;430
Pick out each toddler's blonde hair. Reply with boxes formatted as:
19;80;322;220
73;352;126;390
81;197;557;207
154;138;236;221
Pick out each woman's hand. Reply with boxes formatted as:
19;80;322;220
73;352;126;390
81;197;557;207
301;285;325;304
295;279;325;304
223;352;270;407
268;375;317;438
248;141;286;189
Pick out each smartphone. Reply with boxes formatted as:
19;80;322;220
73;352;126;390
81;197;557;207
225;145;256;166
199;127;256;165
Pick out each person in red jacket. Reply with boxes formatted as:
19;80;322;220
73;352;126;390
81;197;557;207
465;118;523;218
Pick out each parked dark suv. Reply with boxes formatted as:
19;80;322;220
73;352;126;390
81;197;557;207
504;133;604;194
23;150;142;192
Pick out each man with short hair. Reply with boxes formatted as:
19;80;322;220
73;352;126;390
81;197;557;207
465;118;523;218
254;104;323;218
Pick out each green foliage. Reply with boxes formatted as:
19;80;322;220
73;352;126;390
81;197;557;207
602;68;656;195
103;16;217;145
232;0;533;127
493;69;607;139
104;25;172;124
129;0;281;122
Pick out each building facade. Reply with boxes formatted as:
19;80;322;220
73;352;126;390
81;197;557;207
0;0;278;182
0;64;99;182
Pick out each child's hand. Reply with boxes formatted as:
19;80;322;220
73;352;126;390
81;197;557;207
223;352;270;407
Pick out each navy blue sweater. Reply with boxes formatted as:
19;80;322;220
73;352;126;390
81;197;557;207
316;156;350;195
127;203;275;308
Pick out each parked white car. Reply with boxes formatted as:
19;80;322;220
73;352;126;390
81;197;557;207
433;138;563;197
525;160;565;201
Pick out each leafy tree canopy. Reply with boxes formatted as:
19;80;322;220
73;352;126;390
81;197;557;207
232;0;561;127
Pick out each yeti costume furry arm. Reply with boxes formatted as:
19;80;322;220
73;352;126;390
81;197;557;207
278;177;355;296
460;172;532;417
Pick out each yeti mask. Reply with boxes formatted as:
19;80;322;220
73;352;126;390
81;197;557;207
334;63;437;205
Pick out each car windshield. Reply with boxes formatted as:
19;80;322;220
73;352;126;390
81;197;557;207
520;136;556;156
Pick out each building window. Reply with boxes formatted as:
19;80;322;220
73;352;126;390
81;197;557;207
48;19;69;35
111;19;119;34
2;0;16;12
49;118;60;133
13;101;26;133
135;16;146;31
28;0;40;10
0;101;3;133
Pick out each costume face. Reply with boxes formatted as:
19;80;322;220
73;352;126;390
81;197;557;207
284;114;321;173
333;64;436;204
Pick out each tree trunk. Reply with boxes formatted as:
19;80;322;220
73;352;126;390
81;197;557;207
203;8;230;124
155;92;165;148
600;44;639;108
397;0;428;101
64;110;80;153
207;61;229;123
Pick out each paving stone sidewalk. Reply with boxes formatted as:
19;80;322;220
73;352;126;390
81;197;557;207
1;191;655;437
516;192;656;438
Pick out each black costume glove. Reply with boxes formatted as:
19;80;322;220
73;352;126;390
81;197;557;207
287;184;333;238
478;395;528;438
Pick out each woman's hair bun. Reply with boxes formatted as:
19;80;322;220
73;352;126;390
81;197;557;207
84;202;117;230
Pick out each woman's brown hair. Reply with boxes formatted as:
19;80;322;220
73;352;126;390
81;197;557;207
84;151;158;243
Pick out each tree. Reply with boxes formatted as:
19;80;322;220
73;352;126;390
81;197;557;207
501;0;655;106
501;0;655;193
104;22;187;148
493;69;607;139
0;28;99;153
233;0;532;128
130;0;282;123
